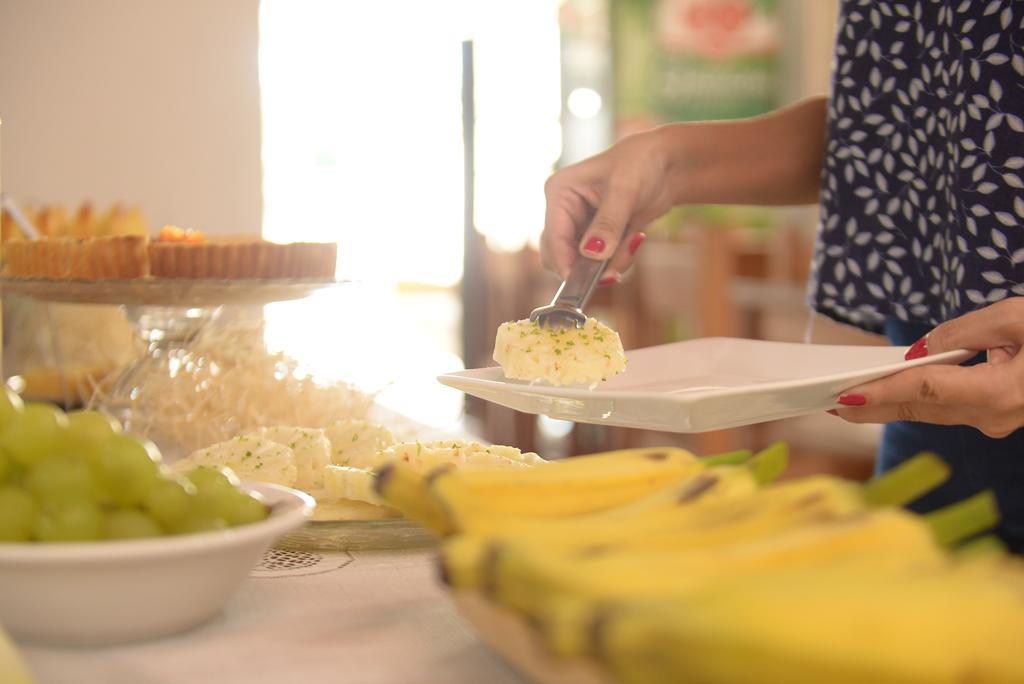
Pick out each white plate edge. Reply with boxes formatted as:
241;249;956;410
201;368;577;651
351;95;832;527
438;347;974;404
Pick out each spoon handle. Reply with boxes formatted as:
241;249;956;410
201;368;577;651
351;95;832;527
550;257;608;312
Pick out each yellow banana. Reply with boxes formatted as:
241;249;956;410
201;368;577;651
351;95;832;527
373;462;450;533
439;466;759;588
458;464;758;538
491;451;947;556
439;454;953;593
378;444;788;532
499;492;999;661
592;561;1024;684
506;511;948;656
435;452;956;589
0;623;34;684
429;445;1011;683
377;446;705;532
478;473;866;565
426;446;702;518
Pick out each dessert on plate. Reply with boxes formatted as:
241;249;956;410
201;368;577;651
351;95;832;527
3;235;149;279
2;221;337;281
493;317;627;388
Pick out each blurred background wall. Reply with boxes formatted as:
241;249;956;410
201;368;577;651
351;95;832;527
1;0;886;478
0;0;261;234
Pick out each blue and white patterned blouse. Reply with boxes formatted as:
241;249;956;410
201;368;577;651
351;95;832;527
808;0;1024;333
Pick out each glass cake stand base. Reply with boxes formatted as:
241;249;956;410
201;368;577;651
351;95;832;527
2;277;344;460
95;305;223;458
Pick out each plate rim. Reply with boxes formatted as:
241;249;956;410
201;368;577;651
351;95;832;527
438;337;974;404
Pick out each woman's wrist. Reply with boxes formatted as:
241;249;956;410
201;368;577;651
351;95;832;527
654;97;827;207
652;123;706;206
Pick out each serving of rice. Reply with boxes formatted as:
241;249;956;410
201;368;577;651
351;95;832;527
492;317;627;388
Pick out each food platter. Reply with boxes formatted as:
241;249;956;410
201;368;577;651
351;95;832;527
277;518;437;552
440;337;973;433
0;276;344;307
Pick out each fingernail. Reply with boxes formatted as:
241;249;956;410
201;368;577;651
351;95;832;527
598;274;620;287
826;409;839;416
628;232;647;256
905;336;929;360
583;237;606;255
838;394;867;406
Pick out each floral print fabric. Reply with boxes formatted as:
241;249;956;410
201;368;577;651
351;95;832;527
809;0;1024;332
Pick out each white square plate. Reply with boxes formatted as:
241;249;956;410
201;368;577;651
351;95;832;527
438;338;973;433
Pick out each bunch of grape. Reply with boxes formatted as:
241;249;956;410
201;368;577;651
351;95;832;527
0;388;268;542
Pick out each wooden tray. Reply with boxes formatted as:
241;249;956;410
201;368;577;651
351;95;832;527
453;591;617;684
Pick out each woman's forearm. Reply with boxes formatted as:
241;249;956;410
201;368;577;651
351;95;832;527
657;96;828;207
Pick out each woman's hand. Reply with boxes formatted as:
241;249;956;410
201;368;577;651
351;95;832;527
539;97;829;282
833;298;1024;437
541;128;675;282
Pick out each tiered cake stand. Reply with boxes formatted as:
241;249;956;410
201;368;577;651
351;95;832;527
1;277;341;456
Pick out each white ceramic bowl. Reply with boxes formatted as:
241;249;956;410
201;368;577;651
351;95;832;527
0;482;313;646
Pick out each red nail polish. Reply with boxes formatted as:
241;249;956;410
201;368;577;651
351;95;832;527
838;394;867;406
628;232;646;256
905;336;929;360
598;275;620;287
826;409;839;416
583;237;606;254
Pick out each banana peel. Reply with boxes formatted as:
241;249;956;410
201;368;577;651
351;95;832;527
0;623;35;684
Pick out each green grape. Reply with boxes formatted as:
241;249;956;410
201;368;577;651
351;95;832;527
143;477;197;528
0;402;70;465
94;435;162;506
26;455;98;506
184;467;237;515
66;409;122;449
169;512;228;536
3;458;26;487
65;410;123;464
33;499;102;542
184;466;236;493
102;509;163;540
0;387;24;430
221;491;269;527
0;486;37;541
0;449;10;484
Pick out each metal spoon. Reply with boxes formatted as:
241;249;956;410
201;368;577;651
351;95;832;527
529;256;608;329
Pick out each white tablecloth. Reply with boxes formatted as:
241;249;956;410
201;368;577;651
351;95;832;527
21;548;528;684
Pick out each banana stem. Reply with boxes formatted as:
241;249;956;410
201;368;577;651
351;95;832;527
955;533;1007;557
748;442;788;485
924;490;1000;547
699;449;752;467
861;452;950;508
